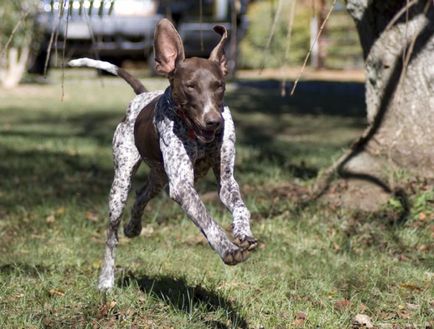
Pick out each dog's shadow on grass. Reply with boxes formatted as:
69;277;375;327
120;274;249;329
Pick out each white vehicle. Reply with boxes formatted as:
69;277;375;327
29;0;248;75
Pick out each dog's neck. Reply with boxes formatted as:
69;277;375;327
160;87;197;140
162;87;175;109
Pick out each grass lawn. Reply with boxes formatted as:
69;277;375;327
0;71;432;328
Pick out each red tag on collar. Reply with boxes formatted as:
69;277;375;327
188;128;196;140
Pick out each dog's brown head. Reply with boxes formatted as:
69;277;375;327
154;19;228;143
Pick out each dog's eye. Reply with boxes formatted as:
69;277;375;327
213;82;224;91
186;83;196;90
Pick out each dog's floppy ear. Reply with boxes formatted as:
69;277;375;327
209;25;228;76
154;19;185;75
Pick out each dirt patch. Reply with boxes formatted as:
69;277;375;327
322;179;391;212
244;182;310;203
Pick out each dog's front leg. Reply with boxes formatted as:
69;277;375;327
213;107;257;251
159;130;248;265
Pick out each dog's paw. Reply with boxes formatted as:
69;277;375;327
222;246;250;265
233;235;258;251
123;221;142;238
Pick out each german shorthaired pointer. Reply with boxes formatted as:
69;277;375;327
69;19;257;290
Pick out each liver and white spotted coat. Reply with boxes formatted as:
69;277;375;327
71;19;257;291
99;86;255;290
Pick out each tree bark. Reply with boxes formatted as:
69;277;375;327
346;0;434;175
0;46;30;89
322;1;434;210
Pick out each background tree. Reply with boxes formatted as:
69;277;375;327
318;0;434;210
0;0;38;89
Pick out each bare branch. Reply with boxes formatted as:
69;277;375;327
44;0;65;77
280;0;297;97
290;0;337;96
384;0;418;32
260;0;284;72
0;12;30;61
61;1;71;101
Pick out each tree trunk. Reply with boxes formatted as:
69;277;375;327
0;46;30;89
324;1;434;210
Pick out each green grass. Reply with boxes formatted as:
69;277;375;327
0;71;433;328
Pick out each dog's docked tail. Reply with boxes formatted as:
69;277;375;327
68;58;146;95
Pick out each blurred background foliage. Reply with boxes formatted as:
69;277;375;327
0;0;38;49
239;0;363;70
0;0;364;78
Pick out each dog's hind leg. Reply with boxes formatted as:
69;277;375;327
124;167;166;238
98;122;140;290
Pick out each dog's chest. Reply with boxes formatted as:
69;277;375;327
173;129;222;175
195;133;222;159
192;137;222;178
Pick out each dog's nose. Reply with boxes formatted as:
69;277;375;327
205;112;222;130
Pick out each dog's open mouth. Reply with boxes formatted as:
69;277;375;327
181;112;220;143
195;126;216;143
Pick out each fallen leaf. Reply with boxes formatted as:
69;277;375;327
397;309;411;319
293;312;307;327
335;299;352;311
55;207;65;215
403;324;416;329
137;294;146;303
108;300;117;310
378;311;396;320
295;311;307;320
11;293;24;301
352;314;373;328
400;283;422;291
48;289;65;297
97;300;117;319
406;303;419;311
91;260;100;269
398;254;409;261
140;225;154;237
418;212;427;220
418;244;430;252
293;319;305;327
46;214;55;224
85;211;98;222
